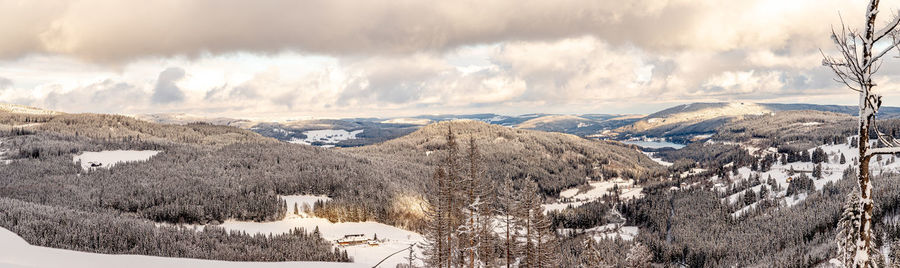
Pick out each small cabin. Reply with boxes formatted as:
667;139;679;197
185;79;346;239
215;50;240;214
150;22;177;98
337;234;369;246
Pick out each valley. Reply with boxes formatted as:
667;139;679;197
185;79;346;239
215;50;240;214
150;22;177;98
3;101;900;267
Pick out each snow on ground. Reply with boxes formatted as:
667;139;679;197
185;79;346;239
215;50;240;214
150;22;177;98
72;150;161;170
282;195;331;217
0;140;10;165
289;129;364;146
731;202;759;218
642;151;673;167
203;195;423;268
712;137;900;213
0;226;357;268
380;118;431;125
0;103;58;115
544;179;643;212
621;139;686;149
679;168;707;179
559;223;639;242
784;193;808;207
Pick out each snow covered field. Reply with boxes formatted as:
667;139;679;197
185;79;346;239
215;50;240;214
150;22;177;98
0;194;420;268
710;137;897;216
643;151;673;167
282;195;331;216
621;139;686;149
206;195;423;268
544;179;643;212
0;226;357;268
289;129;364;147
72;150;161;170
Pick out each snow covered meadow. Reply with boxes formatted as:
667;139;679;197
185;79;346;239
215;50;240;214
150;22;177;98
705;137;885;218
0;226;358;268
289;129;364;147
543;178;644;212
72;150;161;170
196;195;424;268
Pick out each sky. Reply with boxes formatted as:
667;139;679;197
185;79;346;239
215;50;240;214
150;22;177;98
4;0;900;119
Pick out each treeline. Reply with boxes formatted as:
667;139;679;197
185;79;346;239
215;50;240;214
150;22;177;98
549;200;614;230
0;111;272;146
655;142;753;173
0;197;349;262
713;110;855;150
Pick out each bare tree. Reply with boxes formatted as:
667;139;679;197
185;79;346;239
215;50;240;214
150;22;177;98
822;0;900;266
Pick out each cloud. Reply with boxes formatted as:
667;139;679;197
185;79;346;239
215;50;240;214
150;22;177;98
151;67;186;104
21;79;148;114
0;77;11;90
0;34;870;117
0;0;884;62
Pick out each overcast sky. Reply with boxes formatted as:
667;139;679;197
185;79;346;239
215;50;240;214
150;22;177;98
3;0;900;119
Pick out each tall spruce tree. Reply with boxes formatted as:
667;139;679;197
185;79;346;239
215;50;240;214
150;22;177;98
497;177;521;268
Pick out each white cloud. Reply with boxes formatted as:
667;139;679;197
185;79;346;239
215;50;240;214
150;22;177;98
4;0;900;116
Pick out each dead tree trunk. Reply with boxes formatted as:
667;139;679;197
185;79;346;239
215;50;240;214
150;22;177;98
822;0;900;266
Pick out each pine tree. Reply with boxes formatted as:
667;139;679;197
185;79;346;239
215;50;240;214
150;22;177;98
458;135;493;268
293;202;299;215
422;124;468;268
422;168;449;268
742;189;756;206
519;179;559;268
497;177;521;268
837;191;862;268
580;238;611;268
443;125;463;268
625;242;652;268
813;163;823;180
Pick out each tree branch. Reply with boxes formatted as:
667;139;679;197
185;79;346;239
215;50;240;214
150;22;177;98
874;14;900;43
866;147;900;156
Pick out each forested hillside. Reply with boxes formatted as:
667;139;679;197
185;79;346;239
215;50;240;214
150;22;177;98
0;105;668;266
347;120;666;197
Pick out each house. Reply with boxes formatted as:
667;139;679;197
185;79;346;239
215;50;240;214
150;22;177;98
336;234;369;246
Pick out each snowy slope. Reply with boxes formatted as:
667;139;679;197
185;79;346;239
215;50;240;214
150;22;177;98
72;150;161;170
708;137;897;216
289;129;364;147
0;226;357;268
192;195;424;268
0;103;59;115
0;195;419;267
544;179;644;212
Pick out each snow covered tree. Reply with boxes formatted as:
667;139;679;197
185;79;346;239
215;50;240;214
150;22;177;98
624;242;652;268
813;148;828;164
519;179;559;268
743;189;757;206
458;135;494;268
425;126;503;268
838;191;863;268
293;202;299;215
822;1;900;265
497;177;521;268
580;238;612;268
422;168;451;268
814;163;824;179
